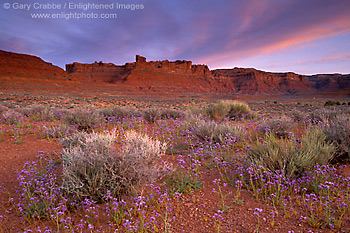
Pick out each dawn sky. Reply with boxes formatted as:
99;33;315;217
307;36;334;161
1;0;349;75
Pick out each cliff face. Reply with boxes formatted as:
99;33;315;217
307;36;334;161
66;61;131;83
1;49;349;96
66;55;211;82
211;68;314;94
66;55;213;92
66;55;350;95
308;74;350;91
0;50;67;80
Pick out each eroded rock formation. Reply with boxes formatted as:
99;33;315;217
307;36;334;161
212;68;314;95
0;50;67;80
66;55;211;83
68;55;347;95
1;49;349;96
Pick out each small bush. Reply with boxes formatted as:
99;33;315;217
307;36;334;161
19;104;53;121
308;108;339;123
204;100;252;120
289;110;305;122
122;130;167;159
0;105;8;115
62;107;103;131
61;130;167;203
159;109;184;120
324;100;336;106
247;129;335;179
1;110;24;124
143;108;185;123
143;108;160;123
61;131;119;202
99;106;140;120
257;116;295;138
42;123;74;139
320;114;350;162
192;120;244;144
49;108;70;120
187;104;203;118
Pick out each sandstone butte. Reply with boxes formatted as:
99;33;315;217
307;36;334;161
1;49;349;96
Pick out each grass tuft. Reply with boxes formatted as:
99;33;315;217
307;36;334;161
204;100;252;120
192;120;244;144
247;129;335;179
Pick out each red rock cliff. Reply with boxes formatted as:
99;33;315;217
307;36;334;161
0;50;67;80
66;55;350;95
1;50;348;95
211;68;313;95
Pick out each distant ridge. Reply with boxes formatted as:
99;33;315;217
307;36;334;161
1;50;349;96
0;50;67;80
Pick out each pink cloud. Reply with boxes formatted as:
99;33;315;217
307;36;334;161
198;7;350;68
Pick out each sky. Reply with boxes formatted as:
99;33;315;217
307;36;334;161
1;0;350;75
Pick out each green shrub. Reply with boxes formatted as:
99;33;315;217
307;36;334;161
192;120;244;144
324;100;336;106
247;129;335;179
143;108;184;123
257;116;295;138
204;100;252;120
320;114;350;162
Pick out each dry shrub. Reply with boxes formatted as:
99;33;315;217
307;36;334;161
122;130;167;159
18;104;53;121
0;105;8;115
49;108;70;120
192;120;244;144
42;123;74;139
1;109;24;124
99;106;141;120
308;108;339;124
159;109;184;120
289;109;305;122
143;108;160;123
62;131;119;202
143;108;184;123
62;107;103;131
257;116;295;138
320;113;350;162
61;130;167;203
248;129;335;179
